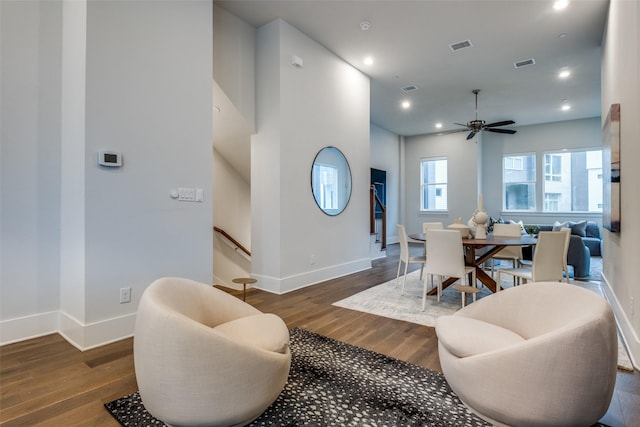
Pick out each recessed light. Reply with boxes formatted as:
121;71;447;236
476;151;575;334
435;123;443;129
360;21;371;31
559;69;571;79
363;57;374;66
561;104;571;111
558;33;568;38
553;0;569;10
401;100;411;109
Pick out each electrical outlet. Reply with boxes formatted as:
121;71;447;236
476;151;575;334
310;254;316;265
120;287;131;304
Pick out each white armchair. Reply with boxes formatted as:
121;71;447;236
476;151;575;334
134;277;291;426
436;282;617;427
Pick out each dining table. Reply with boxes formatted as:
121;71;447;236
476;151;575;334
408;232;537;294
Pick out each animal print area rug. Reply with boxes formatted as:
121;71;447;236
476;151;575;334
106;328;491;426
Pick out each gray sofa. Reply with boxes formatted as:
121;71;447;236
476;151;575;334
521;221;601;279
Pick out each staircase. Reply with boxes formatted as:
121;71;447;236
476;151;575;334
370;185;387;260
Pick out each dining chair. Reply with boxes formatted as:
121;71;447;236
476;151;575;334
424;229;476;310
421;222;444;283
496;231;566;289
488;223;523;280
559;227;572;282
396;224;426;294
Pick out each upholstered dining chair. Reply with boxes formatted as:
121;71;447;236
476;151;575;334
560;227;572;282
488;223;523;279
424;229;476;309
134;277;291;426
421;222;444;286
496;231;566;288
397;224;426;294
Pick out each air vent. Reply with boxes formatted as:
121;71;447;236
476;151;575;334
401;85;419;92
449;40;472;51
514;58;536;69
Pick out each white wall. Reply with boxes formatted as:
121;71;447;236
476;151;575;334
252;20;371;294
403;132;480;235
1;0;63;342
213;4;255;132
370;124;401;244
482;117;603;224
213;148;251;287
1;0;214;349
601;0;640;368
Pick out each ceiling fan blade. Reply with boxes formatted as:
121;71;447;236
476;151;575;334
436;128;469;135
485;120;515;128
466;131;476;140
453;123;468;128
485;128;517;135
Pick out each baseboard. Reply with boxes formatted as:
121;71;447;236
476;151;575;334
601;275;639;370
0;311;60;346
254;258;372;294
59;310;136;351
1;309;135;351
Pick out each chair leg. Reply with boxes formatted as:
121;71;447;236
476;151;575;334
422;274;428;311
437;276;442;302
496;270;501;292
419;264;424;280
460;291;466;307
401;262;409;295
395;260;402;287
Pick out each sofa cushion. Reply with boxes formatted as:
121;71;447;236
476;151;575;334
552;221;567;231
568;220;588;237
586;221;601;239
436;315;525;358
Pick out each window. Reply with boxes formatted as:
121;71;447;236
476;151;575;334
503;154;536;211
420;158;447;211
542;149;602;212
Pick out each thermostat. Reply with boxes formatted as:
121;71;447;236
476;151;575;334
98;150;122;167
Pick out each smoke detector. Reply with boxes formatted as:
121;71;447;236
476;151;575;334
360;21;371;31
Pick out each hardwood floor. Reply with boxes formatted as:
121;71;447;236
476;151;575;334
1;243;638;426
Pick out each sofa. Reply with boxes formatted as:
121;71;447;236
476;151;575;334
518;221;601;279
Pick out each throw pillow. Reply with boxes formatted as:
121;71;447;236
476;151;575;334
552;221;567;231
568;220;587;237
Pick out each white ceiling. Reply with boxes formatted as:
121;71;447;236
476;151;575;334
215;0;608;137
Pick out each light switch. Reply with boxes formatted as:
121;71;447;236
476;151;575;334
178;187;195;201
195;188;204;202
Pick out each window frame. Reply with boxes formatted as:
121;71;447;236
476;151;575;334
502;153;537;212
419;157;448;212
542;148;603;214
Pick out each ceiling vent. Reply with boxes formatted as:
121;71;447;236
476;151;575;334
401;84;419;92
449;40;472;51
514;58;536;69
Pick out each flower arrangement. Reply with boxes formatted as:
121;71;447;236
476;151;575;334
525;225;540;236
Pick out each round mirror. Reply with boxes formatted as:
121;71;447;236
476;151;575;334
311;146;352;216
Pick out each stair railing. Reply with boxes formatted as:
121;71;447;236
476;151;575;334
213;226;251;260
369;185;386;250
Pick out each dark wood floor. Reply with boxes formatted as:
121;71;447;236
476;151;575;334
1;243;638;426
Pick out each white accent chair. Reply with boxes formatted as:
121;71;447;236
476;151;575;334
134;277;291;427
436;282;617;427
488;223;523;279
397;224;426;294
424;229;476;309
496;231;566;288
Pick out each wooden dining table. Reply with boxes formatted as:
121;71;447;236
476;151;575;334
408;232;537;294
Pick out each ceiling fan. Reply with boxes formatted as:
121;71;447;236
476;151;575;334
447;89;517;140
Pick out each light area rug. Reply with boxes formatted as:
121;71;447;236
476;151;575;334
333;269;634;371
